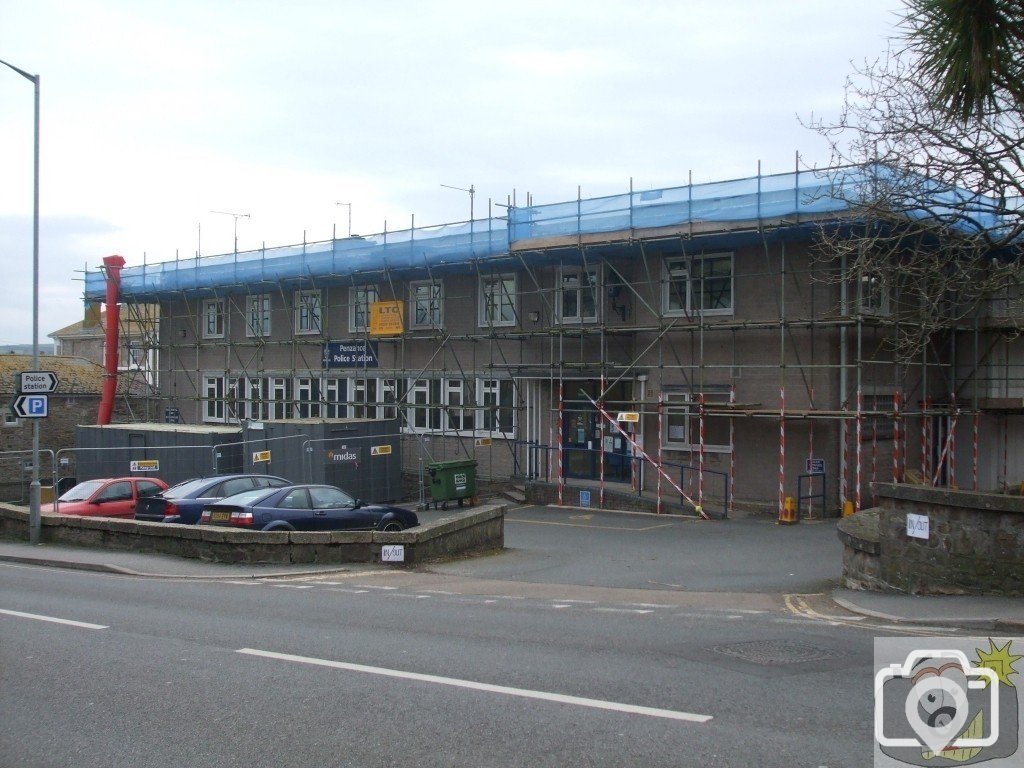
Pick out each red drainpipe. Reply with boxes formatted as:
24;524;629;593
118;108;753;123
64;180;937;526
97;255;126;425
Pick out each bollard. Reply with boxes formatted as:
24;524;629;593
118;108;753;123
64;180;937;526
777;496;798;525
842;500;855;517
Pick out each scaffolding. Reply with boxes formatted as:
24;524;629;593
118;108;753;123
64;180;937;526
87;164;1024;516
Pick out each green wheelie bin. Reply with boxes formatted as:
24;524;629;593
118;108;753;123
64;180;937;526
426;459;477;509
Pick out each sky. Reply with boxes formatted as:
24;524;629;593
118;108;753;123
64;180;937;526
0;0;903;345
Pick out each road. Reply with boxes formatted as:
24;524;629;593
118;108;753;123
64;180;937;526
0;508;955;767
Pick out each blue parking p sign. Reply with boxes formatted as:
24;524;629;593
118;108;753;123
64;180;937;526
11;394;48;418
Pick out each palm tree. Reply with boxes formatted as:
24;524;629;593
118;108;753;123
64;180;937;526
902;0;1024;120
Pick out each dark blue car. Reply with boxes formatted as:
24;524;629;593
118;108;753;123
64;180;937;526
134;474;292;524
198;484;418;532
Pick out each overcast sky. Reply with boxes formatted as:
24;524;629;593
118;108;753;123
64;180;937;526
0;0;902;345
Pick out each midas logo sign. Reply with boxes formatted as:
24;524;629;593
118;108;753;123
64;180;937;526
369;301;404;336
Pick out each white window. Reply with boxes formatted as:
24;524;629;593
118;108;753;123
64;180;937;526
296;376;322;419
662;389;731;451
240;377;265;421
4;412;18;427
381;378;402;421
246;294;271;337
663;253;733;316
352;377;378;419
349;285;379;332
294;290;322;335
203;299;226;338
324;377;348;419
857;272;890;315
480;379;515;436
408;379;442;431
410;280;443;329
557;268;598;323
444;379;475;432
203;375;226;422
480;274;517;327
269;377;291;420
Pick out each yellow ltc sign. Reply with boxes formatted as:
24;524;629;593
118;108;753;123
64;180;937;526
369;301;404;336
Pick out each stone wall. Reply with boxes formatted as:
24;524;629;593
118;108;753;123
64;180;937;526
837;484;1024;595
0;503;505;566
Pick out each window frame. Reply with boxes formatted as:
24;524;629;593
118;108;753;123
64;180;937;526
293;290;323;336
661;388;731;452
857;272;891;316
662;253;734;317
410;279;444;329
556;267;599;324
349;285;379;333
202;298;226;339
246;294;272;337
479;274;517;328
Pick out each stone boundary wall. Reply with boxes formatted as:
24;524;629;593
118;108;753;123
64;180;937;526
0;503;505;566
837;484;1024;595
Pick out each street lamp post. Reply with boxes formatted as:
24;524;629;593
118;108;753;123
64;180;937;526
1;57;41;544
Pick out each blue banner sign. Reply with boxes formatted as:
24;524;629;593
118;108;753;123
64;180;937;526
323;340;379;369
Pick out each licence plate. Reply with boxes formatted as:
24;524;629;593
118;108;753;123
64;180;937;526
210;511;231;522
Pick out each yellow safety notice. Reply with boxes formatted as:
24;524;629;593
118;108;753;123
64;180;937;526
252;450;271;463
475;437;492;447
616;411;640;423
130;459;159;472
370;444;392;456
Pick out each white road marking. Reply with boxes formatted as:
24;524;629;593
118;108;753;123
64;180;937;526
353;585;398;591
237;648;713;723
325;588;370;594
420;590;460;595
272;584;315;590
0;608;108;630
594;607;653;615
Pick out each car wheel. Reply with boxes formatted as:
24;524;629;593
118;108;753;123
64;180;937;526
380;520;404;533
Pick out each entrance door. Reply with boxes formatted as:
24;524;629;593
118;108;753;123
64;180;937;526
561;381;633;482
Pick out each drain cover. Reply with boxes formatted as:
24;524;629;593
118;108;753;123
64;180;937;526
709;639;841;665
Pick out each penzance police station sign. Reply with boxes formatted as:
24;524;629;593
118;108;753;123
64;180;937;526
322;340;379;369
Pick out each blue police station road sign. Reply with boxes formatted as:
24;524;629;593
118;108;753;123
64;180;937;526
11;394;48;418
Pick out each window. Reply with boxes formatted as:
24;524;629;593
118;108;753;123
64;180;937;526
323;377;348;419
352;377;378;419
239;377;265;421
349;285;379;332
296;376;322;419
663;253;733;316
409;379;442;431
246;294;271;337
480;379;515;436
480;274;517;327
557;268;598;323
410;280;443;329
203;375;225;422
294;290;322;335
662;389;731;451
444;379;475;432
269;377;292;420
4;412;19;427
857;272;890;315
203;299;226;338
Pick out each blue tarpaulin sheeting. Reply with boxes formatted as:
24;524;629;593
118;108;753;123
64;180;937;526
84;166;1017;302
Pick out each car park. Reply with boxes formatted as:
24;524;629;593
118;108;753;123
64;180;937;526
134;474;292;524
52;477;169;518
198;484;419;532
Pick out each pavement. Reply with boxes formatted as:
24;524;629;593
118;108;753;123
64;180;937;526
2;505;1022;632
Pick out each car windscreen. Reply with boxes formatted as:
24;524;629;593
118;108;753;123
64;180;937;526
57;480;105;502
163;478;218;499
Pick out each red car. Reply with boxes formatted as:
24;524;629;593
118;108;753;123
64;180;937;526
52;477;169;519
